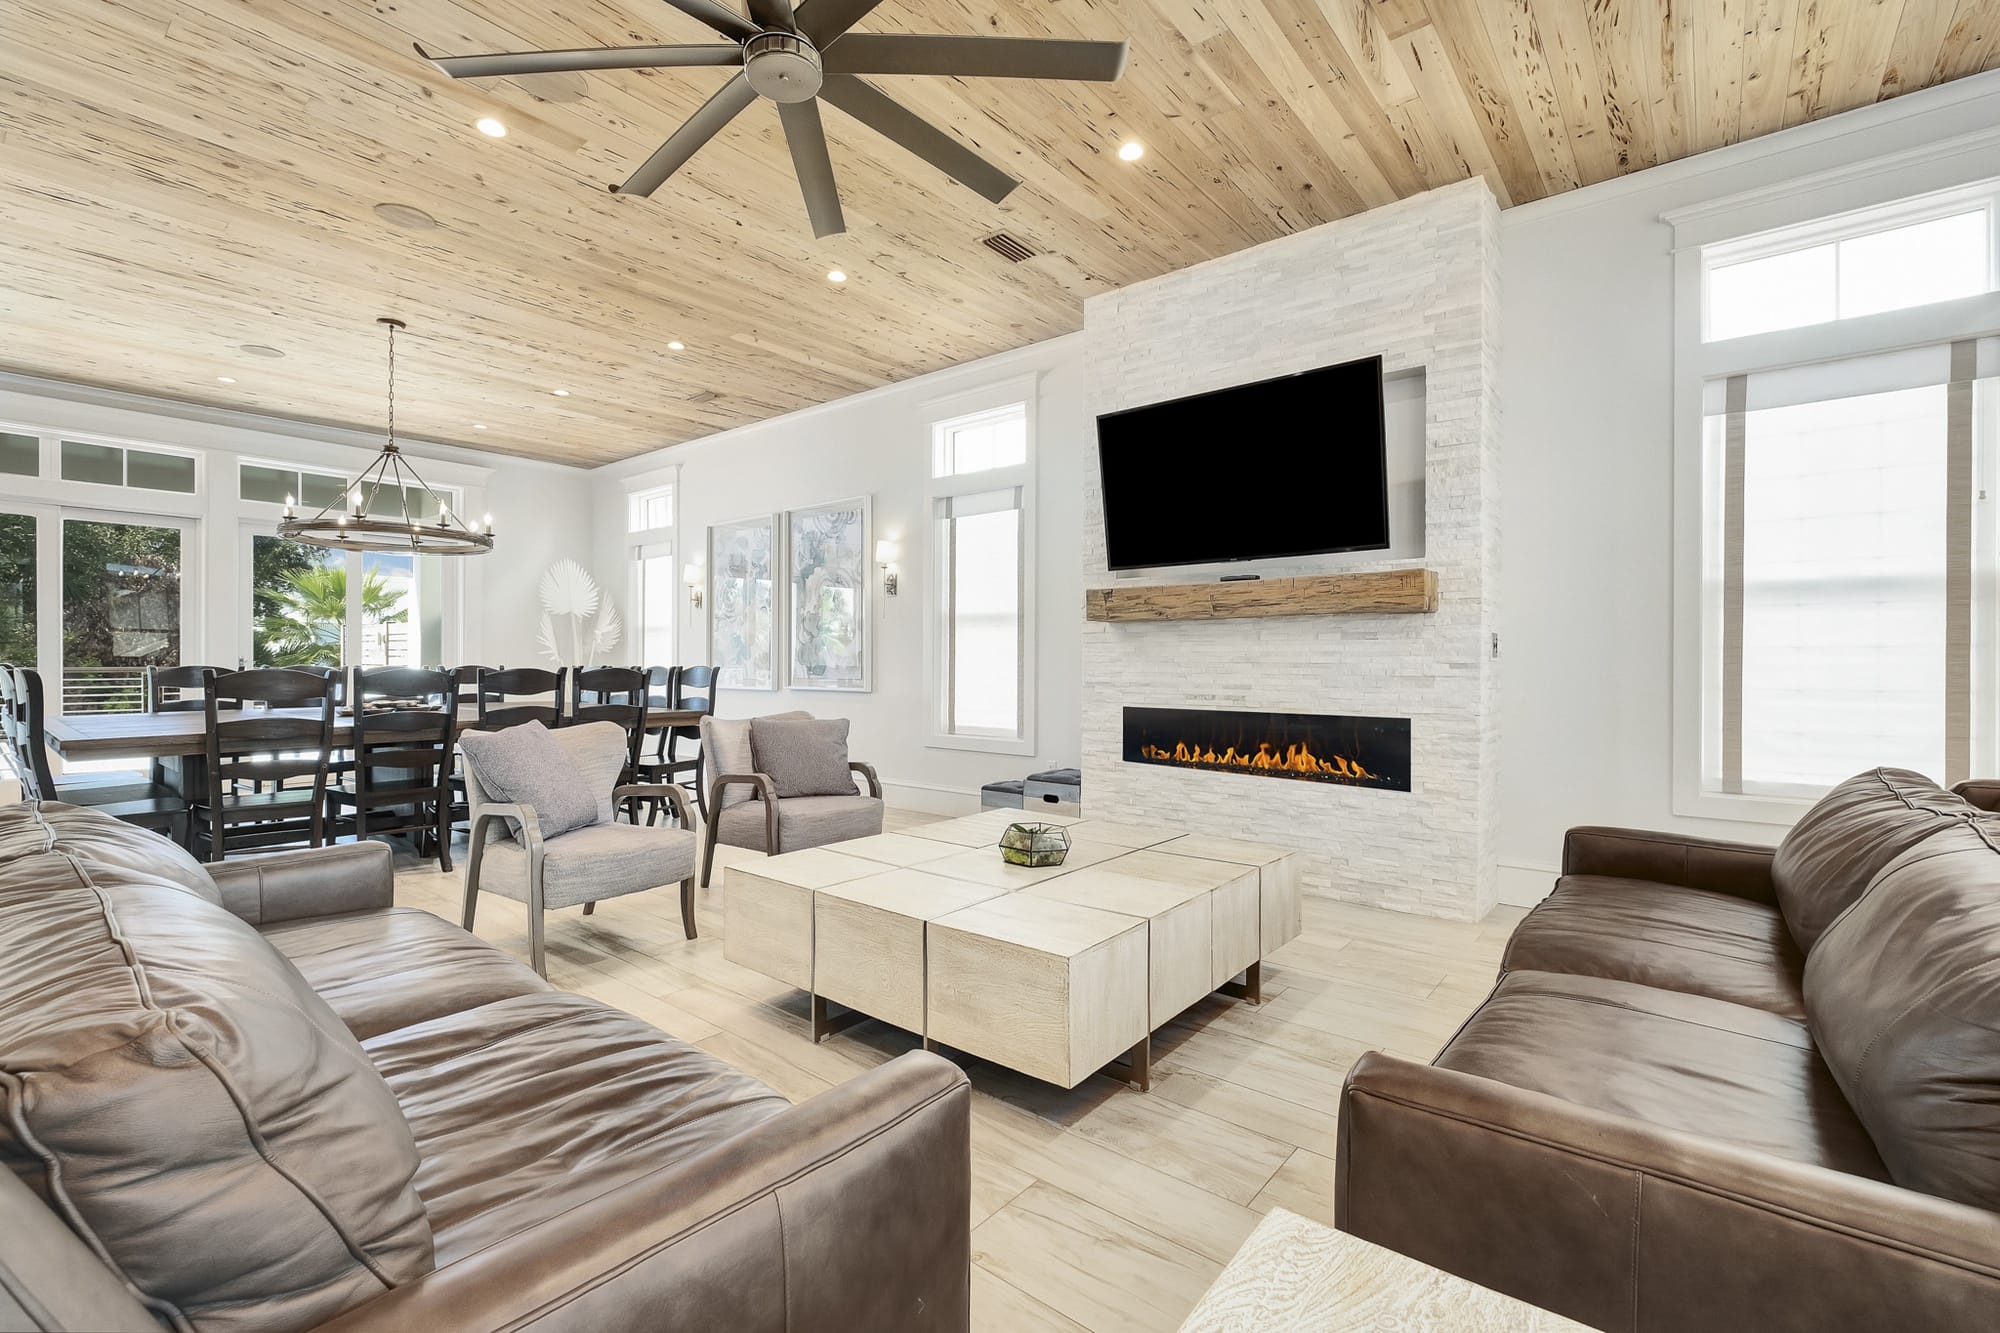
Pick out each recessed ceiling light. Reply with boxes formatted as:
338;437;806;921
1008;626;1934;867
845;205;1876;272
216;375;237;384
667;340;685;351
473;423;487;430
826;269;847;283
1118;140;1144;162
238;343;285;358
551;388;570;396
475;117;508;138
373;201;439;230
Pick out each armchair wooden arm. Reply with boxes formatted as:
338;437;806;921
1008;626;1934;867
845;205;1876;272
850;761;882;798
614;781;695;830
464;803;550;974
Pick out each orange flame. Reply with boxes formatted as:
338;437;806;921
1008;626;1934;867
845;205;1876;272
1138;738;1380;782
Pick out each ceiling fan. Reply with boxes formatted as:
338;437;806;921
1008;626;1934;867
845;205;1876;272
417;0;1130;238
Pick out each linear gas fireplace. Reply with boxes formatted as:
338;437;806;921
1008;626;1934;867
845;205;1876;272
1123;706;1411;792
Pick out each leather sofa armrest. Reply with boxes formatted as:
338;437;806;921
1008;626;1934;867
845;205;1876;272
322;1051;971;1333
1952;778;2000;812
206;841;395;926
1560;824;1778;903
1337;1052;2000;1332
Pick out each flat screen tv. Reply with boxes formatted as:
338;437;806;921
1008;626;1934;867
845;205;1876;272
1096;354;1390;571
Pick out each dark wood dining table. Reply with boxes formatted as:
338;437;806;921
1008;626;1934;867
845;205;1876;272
43;705;706;798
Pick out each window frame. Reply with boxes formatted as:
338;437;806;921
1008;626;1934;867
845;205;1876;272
922;376;1037;756
1671;175;2000;825
622;467;678;672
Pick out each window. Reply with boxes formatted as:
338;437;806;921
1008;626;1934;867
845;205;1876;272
240;463;346;510
0;512;36;666
629;483;674;534
61;516;190;714
926;387;1035;752
60;440;196;494
625;476;676;669
1678;179;2000;818
0;432;38;478
1703;188;1996;342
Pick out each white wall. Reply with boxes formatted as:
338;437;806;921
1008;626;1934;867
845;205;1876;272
590;337;1086;811
1496;70;2000;901
0;373;591;672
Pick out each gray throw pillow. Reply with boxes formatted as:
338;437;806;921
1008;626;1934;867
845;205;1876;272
458;722;600;841
750;717;856;798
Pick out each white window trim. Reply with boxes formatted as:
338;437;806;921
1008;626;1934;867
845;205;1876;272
922;375;1037;756
622;464;679;671
1670;169;2000;825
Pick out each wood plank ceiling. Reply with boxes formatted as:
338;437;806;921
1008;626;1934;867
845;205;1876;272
2;1;1996;466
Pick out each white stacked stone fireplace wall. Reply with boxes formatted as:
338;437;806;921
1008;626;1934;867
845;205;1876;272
1081;179;1501;919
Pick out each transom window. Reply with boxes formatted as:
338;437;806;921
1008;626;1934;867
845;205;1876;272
59;440;197;494
1702;185;1998;342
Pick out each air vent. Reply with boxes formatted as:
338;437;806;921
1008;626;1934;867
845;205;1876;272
981;231;1037;263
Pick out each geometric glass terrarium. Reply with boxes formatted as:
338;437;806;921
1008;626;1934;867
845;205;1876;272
999;822;1071;867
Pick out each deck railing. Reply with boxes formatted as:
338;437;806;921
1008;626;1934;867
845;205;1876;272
61;665;149;716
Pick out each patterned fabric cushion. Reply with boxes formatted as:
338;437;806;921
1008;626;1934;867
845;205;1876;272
458;722;598;840
473;823;699;909
751;717;855;797
700;711;810;808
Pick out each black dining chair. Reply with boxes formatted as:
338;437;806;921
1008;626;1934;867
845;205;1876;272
192;668;336;862
651;664;716;819
473;667;565;730
2;665;187;842
569;665;649;831
147;664;223;713
326;666;457;870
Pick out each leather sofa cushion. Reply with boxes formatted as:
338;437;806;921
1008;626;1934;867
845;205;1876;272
1502;875;1806;1019
715;793;884;852
1805;820;2000;1212
1437;971;1888;1179
1772;768;1972;953
2;799;220;903
363;991;790;1264
260;906;551;1040
0;815;433;1333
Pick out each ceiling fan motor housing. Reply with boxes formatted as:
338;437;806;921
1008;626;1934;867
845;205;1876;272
744;31;822;103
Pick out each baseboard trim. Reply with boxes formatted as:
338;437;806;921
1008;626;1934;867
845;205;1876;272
880;780;982;817
1498;860;1558;908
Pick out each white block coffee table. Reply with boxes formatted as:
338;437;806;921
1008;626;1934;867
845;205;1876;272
722;812;1302;1090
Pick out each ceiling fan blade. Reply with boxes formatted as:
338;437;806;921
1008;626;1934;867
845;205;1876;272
822;35;1130;82
778;101;845;237
657;0;761;41
613;74;759;197
818;76;1018;205
794;0;889;46
415;42;743;79
746;0;796;30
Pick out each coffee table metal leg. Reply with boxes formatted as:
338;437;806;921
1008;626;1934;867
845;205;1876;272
810;993;866;1044
1109;1034;1151;1092
1219;961;1263;1005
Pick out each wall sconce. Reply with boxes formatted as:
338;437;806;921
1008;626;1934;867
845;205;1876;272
684;562;704;610
875;538;900;597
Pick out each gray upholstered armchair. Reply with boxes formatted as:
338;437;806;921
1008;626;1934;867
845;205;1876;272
459;721;700;977
698;713;883;886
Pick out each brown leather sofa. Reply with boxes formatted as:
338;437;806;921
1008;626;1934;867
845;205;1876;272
1337;768;2000;1332
0;801;971;1332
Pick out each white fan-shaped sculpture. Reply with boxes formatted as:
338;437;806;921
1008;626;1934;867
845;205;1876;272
537;558;622;665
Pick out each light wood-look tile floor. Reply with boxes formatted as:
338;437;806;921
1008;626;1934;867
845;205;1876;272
389;809;1527;1333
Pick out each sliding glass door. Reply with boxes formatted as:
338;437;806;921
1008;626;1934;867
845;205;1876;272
242;528;451;671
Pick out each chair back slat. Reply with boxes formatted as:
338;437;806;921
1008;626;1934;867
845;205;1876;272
475;667;564;730
147;664;222;714
673;664;717;716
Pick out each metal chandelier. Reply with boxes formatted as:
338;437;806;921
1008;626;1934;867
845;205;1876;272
277;317;496;555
